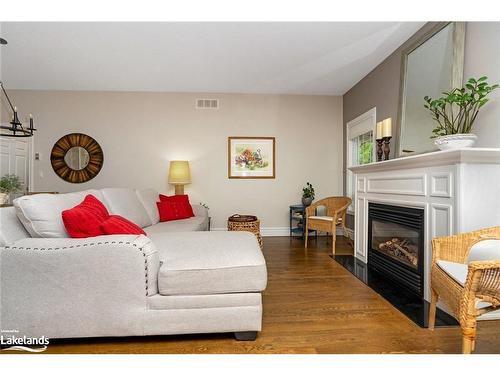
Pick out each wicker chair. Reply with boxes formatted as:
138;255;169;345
428;226;500;354
304;196;352;256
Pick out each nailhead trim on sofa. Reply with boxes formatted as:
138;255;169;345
4;240;150;296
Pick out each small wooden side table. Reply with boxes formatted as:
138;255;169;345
227;214;263;250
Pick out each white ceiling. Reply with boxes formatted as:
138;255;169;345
0;22;424;95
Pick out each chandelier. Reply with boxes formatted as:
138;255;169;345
0;38;37;138
0;82;37;138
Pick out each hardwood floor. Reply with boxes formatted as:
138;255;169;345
41;236;500;354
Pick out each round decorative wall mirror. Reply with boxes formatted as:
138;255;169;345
64;146;90;170
51;133;103;183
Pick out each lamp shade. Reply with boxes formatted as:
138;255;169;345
168;160;191;184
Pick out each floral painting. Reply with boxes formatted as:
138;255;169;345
228;137;275;178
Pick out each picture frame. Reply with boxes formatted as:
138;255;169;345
228;137;275;179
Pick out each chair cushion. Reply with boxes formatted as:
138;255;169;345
135;188;160;225
308;216;342;224
437;260;468;285
144;216;208;234
100;188;152;228
100;215;146;235
13;190;104;238
467;239;500;262
149;231;267;295
62;194;110;238
308;216;333;221
436;260;492;309
439;240;500;284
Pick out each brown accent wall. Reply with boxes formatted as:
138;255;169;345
342;23;440;229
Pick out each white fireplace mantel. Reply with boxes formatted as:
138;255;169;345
350;148;500;174
349;148;500;320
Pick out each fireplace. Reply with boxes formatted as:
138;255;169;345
368;203;424;297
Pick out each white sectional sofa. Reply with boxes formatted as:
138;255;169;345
0;188;267;341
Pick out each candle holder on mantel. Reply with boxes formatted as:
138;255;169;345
383;136;392;160
376;139;384;162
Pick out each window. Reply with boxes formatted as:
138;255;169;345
346;108;376;212
351;131;373;166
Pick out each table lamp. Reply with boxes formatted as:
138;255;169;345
168;160;191;195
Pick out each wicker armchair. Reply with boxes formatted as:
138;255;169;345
304;196;352;256
428;226;500;354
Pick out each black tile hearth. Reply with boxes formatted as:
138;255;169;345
332;255;458;328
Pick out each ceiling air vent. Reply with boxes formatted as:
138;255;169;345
196;99;219;109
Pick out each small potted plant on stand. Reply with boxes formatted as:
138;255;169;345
424;76;499;150
0;174;22;205
302;182;315;207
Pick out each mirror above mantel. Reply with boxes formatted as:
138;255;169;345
395;22;466;157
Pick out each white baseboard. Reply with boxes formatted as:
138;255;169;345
261;227;290;237
478;310;500;321
211;227;289;237
211;227;351;237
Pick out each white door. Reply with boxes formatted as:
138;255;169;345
0;137;31;192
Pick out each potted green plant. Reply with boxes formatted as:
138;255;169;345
0;174;22;205
424;76;499;150
302;182;315;207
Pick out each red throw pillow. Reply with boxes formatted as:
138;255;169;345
159;194;190;203
62;194;109;238
100;215;146;235
158;194;194;218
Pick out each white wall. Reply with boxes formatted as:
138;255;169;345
0;22;2;81
0;22;3;123
5;90;343;230
464;22;500;147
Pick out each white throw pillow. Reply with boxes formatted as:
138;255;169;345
467;239;500;262
13;190;105;238
100;188;152;228
135;188;160;225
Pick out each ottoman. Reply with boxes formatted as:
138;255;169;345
146;231;267;340
147;231;267;296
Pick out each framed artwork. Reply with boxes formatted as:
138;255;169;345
228;137;275;179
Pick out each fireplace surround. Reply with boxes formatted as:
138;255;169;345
349;148;500;321
368;203;424;297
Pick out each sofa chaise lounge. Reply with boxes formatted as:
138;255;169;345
0;188;267;341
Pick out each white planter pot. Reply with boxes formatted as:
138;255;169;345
434;134;477;151
0;193;9;205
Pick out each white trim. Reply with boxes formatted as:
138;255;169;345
211;227;289;237
346;107;377;139
261;227;289;237
211;227;348;237
366;174;427;196
430;172;453;198
345;227;354;240
346;107;377;214
349;148;500;174
478;310;500;321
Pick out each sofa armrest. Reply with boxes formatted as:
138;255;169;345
192;204;209;218
5;234;159;296
0;235;160;338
